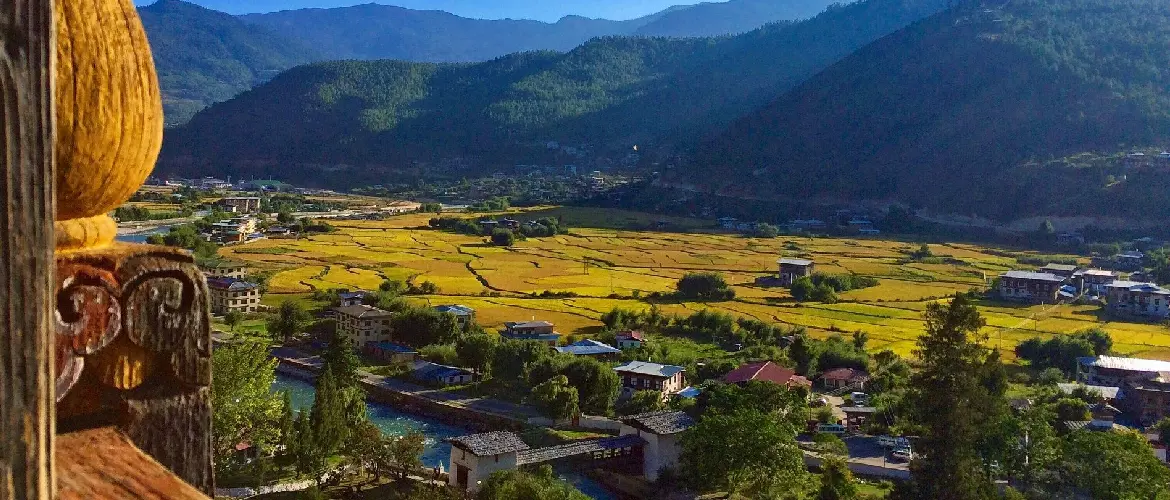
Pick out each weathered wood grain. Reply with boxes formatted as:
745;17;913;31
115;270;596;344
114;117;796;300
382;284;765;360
0;1;57;499
57;427;207;500
54;244;214;494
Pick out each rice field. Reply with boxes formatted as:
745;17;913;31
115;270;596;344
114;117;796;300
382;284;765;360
222;208;1170;361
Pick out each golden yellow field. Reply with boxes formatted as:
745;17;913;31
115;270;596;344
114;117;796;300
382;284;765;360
224;208;1170;361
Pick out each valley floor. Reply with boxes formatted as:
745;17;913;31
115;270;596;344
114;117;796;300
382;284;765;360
220;207;1170;361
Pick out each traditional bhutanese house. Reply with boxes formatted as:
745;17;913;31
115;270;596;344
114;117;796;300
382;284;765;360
412;361;474;386
198;259;248;279
1104;281;1170;319
615;330;645;349
337;290;367;307
1124;373;1170;426
997;271;1065;303
435;304;476;328
1038;263;1078;278
614;361;686;399
1077;356;1170;386
501;320;561;346
447;432;530;492
334;304;395;347
556;339;621;359
1073;269;1118;295
821;367;870;391
1056;383;1121;404
206;277;261;315
777;257;815;286
722;360;811;389
362;341;418;364
619;411;695;481
1063;403;1127;432
1116;250;1145;271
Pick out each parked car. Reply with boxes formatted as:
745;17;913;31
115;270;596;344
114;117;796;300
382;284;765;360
850;392;869;406
811;396;829;407
890;446;914;462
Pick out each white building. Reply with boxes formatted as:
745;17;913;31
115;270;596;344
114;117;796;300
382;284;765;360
618;411;695;481
1104;281;1170;319
447;432;529;493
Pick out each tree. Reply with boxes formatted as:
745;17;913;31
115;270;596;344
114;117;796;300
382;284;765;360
903;294;1003;500
618;390;665;416
491;228;516;246
560;357;621;416
321;333;362;388
697;381;808;429
267;300;311;343
680;409;810;494
1052;398;1089;421
811;283;839;303
309;367;348;456
813;432;849;456
818;455;858;500
530;375;579;421
1059;430;1170;499
224;310;243;332
1155;417;1170;444
675;272;735;300
277;211;295;224
456;334;497;377
388;431;426;481
278;391;295;453
789;331;819;375
210;342;284;464
478;465;589;500
391;306;461;347
791;276;815;302
491;340;554;382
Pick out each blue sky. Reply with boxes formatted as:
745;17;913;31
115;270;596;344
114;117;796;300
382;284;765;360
136;0;717;21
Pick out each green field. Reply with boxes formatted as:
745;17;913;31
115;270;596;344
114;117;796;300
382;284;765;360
221;207;1170;361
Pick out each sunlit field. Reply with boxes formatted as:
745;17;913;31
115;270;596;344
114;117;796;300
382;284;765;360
225;207;1170;361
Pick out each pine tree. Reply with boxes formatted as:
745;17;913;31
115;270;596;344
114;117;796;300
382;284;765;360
901;294;1003;500
310;367;347;455
321;333;361;389
278;391;294;453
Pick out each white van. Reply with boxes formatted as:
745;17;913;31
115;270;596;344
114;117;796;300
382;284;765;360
817;423;847;435
850;392;869;406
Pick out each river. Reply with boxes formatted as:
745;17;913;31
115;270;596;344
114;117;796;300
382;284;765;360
271;374;615;499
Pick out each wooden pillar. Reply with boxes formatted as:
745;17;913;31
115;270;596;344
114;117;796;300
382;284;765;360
0;1;57;499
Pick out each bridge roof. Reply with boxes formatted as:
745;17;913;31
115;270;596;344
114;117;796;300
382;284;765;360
516;434;646;465
621;410;695;435
448;431;529;456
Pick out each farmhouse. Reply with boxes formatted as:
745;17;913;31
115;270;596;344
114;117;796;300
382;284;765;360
1064;403;1127;432
1074;269;1118;294
1123;375;1170;426
723;361;811;389
198;259;248;279
1104;281;1170;319
998;271;1065;303
615;331;645;349
335;304;395;347
412;361;474;386
219;196;261;213
1037;263;1078;278
1077;356;1170;386
614;361;686;399
556;339;621;359
1116;250;1145;271
206;277;261;315
618;411;695;481
777;258;815;286
338;291;367;307
501;320;561;345
362;341;417;364
435;304;476;328
821;367;869;391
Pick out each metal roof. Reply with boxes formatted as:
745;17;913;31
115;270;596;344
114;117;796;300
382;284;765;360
1057;383;1120;400
621;411;695;435
1079;356;1170;373
1078;269;1117;277
723;361;806;386
333;304;394;319
613;361;685;378
556;339;621;356
368;342;417;354
516;435;645;465
448;431;530;456
206;277;258;291
506;320;555;328
1000;271;1066;282
1038;264;1077;272
435;304;475;315
777;258;814;266
1103;281;1170;294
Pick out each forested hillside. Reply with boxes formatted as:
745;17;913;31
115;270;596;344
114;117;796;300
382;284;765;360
691;0;1170;219
139;0;318;125
160;0;952;182
634;0;834;37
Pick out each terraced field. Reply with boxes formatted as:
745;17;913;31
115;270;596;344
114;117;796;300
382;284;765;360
223;208;1170;361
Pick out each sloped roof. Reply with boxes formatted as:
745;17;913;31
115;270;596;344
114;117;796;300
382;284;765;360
723;361;808;386
556;339;621;356
506;320;554;328
206;277;258;291
435;304;475;315
615;330;645;341
1039;263;1077;272
1057;383;1120;400
1103;281;1170;295
622;411;695;435
333;304;394;319
777;258;814;266
1000;271;1065;282
1079;355;1170;373
448;431;529;456
822;367;869;381
368;341;416;354
614;361;685;378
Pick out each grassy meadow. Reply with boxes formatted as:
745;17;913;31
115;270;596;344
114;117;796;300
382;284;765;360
222;207;1170;361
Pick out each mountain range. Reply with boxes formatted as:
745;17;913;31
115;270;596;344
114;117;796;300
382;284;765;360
159;0;952;178
693;0;1170;219
139;0;837;123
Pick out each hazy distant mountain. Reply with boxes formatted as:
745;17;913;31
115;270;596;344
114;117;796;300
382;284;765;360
139;0;318;125
159;0;952;184
635;0;837;37
692;0;1170;219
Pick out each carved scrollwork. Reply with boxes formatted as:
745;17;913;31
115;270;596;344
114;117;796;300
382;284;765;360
54;246;211;401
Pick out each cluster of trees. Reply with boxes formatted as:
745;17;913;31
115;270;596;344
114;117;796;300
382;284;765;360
113;205;188;222
675;272;736;301
467;197;510;212
146;224;219;260
789;331;872;376
600;306;797;351
1015;328;1112;375
790;272;879;303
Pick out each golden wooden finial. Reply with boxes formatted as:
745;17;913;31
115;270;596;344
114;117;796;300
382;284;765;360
54;0;163;251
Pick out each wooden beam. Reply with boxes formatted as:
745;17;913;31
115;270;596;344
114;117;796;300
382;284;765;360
0;1;56;499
